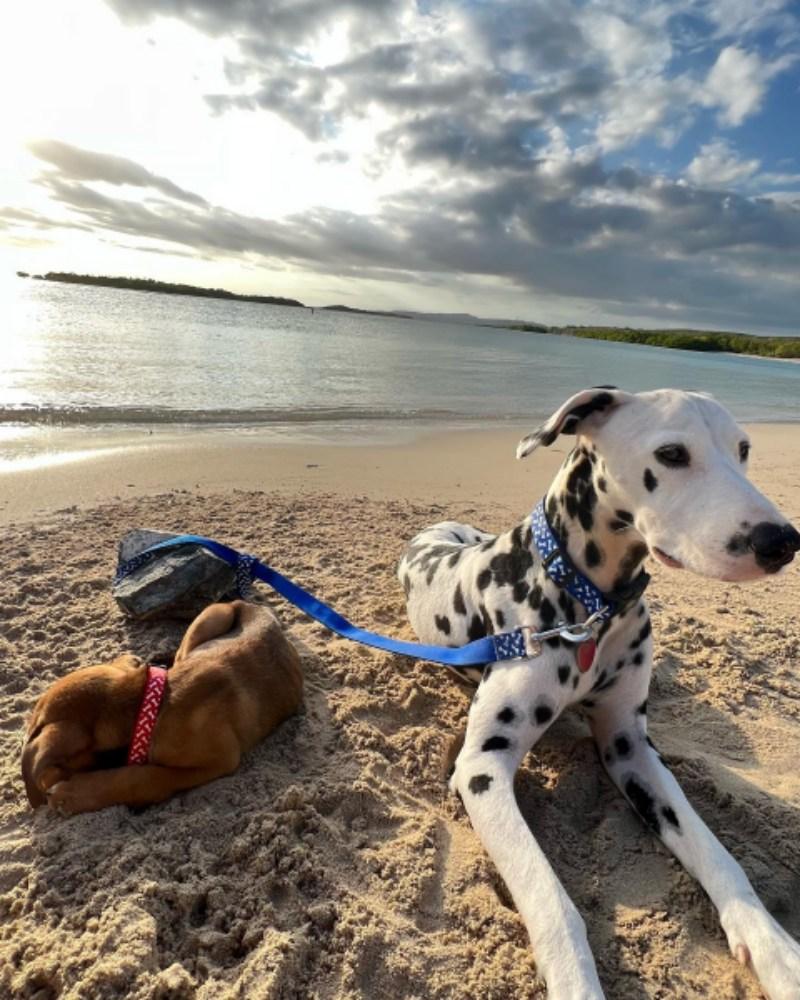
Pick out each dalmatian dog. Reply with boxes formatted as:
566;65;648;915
398;388;800;1000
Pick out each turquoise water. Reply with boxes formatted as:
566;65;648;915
3;279;799;430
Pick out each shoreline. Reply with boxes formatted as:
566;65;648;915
1;421;798;526
730;351;800;365
0;424;563;526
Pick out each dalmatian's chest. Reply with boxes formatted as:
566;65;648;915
398;518;642;697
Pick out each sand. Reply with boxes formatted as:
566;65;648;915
1;425;800;999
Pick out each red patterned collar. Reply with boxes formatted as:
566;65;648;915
127;666;168;765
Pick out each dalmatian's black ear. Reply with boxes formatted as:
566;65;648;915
516;387;632;459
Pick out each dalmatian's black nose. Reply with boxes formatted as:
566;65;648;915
750;521;800;572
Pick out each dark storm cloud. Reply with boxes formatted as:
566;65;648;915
28;140;208;207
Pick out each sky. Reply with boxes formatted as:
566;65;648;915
1;0;799;333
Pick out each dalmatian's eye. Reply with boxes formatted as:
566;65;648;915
739;441;750;463
654;444;690;468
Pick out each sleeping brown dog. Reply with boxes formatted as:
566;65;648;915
22;601;303;814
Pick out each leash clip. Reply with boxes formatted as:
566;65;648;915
521;606;609;657
558;622;594;644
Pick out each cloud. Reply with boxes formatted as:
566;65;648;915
0;204;94;233
378;113;545;171
703;45;796;126
9;2;799;333
14;138;799;332
27;139;208;206
206;63;331;141
686;139;761;187
702;0;798;41
98;1;800;186
104;0;400;45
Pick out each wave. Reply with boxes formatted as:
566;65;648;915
0;403;499;427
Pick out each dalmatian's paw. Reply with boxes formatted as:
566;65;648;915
539;947;606;1000
725;905;800;1000
542;970;605;1000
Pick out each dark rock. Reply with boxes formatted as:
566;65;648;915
113;529;239;620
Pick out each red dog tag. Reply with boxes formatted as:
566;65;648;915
577;639;596;672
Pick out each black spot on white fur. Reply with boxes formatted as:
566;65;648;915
468;774;493;795
513;580;530;603
661;806;681;831
467;614;484;641
625;776;661;834
614;734;633;759
531;702;554;726
435;614;451;635
564;454;597;532
644;468;658;492
483;736;510;752
585;540;603;568
539;598;556;625
726;532;750;556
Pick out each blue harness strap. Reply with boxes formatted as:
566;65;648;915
115;533;526;667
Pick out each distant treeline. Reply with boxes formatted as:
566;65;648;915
18;271;800;358
512;324;800;360
36;272;305;308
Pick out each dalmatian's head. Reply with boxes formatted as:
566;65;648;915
517;388;800;582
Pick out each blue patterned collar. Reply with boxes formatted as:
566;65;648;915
531;498;649;623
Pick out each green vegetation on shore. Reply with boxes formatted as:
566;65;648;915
512;324;800;359
35;271;304;308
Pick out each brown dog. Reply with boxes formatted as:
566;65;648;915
22;601;303;814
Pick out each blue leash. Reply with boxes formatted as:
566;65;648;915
114;500;646;668
115;533;531;666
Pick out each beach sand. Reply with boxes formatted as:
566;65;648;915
1;425;800;999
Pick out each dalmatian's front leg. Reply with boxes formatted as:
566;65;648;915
451;662;605;999
591;672;800;1000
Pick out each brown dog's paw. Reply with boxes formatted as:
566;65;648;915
46;780;85;816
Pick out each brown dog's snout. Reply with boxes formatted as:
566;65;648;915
750;521;800;572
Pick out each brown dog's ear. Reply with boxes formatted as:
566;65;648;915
516;387;632;459
22;720;92;808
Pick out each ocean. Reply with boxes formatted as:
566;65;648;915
3;280;799;451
